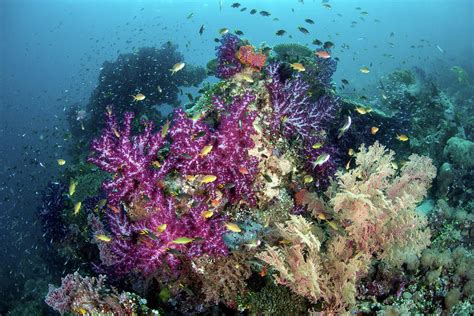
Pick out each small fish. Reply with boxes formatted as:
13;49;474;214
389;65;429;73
337;116;352;139
239;166;249;175
322;3;332;9
152;161;161;168
240;73;254;83
312;153;330;168
132;93;146;101
312;39;323;45
355;106;370;115
312;142;324;149
382;93;388;100
290;62;305;72
225;222;242;233
170;62;185;74
250;9;257;14
396;134;409;142
157;85;163;93
259;10;271;16
95;234;112;242
315;50;331;59
341;79;349;85
305;18;315;24
219;28;229;35
73;201;81;215
201;175;217;183
161;120;170;137
69;180;76;196
200;145;213;157
259;266;267;277
157;224;167;233
57;159;66;166
193;130;206;139
231;2;241;8
348;148;355;156
326;220;339;230
210;198;221;207
234;29;244;36
360;11;369;15
199;24;205;35
298;26;309;34
345;159;352;170
391;162;399;170
201;210;214;219
359;66;370;74
371;126;379;135
186;93;194;102
171;237;194;244
112;127;120;138
303;175;313;184
263;173;273;182
186;12;194;19
240;7;247;12
140;229;160;240
436;44;444;53
275;29;286;36
323;41;334;49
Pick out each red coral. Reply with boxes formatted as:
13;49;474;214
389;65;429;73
235;45;266;70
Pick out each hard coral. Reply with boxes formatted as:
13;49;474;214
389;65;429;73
235;45;267;70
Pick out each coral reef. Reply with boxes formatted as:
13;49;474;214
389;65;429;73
39;33;469;315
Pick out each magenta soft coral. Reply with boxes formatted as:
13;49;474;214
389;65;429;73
88;110;166;208
169;91;259;205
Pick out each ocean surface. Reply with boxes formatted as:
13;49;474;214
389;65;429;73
1;0;473;314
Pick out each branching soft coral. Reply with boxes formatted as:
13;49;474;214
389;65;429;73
256;215;321;302
329;141;436;265
192;252;253;306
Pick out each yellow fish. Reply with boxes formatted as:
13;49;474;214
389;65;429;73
170;62;185;75
112;128;120;138
355;106;370;115
225;222;241;233
219;28;229;35
152;160;161;168
57;159;66;166
69;180;76;196
396;134;409;142
201;175;217;184
73;201;82;215
161;120;170;138
371;126;379;135
359;66;370;74
157;224;167;233
171;237;194;244
201;210;214;219
185;175;196;181
200;145;213;157
326;220;339;230
348;148;355;156
95;234;112;242
303;175;313;184
312;142;324;149
290;62;305;72
240;73;254;83
132;93;146;101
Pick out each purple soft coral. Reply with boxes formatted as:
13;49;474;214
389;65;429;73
215;33;244;79
95;198;227;277
88;110;166;208
266;62;336;140
169;91;259;205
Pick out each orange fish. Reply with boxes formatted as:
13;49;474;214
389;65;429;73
211;198;221;207
108;204;120;213
259;266;267;277
315;50;331;59
239;166;249;175
371;126;379;135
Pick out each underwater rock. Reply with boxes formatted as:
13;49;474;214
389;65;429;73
436;162;454;197
443;136;474;168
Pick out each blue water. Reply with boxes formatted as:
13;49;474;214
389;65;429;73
0;0;473;313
